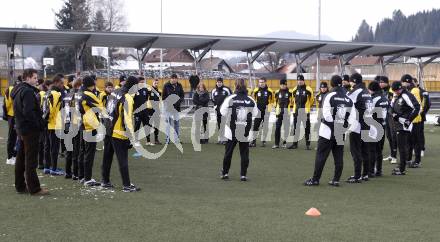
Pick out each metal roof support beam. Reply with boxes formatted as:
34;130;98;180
289;44;326;55
420;52;440;67
379;56;385;75
136;37;159;76
243;42;275;64
338;55;346;75
243;42;275;89
333;46;372;56
415;53;440;89
379;48;415;76
342;49;363;65
298;48;320;65
334;46;373;67
295;53;302;75
416;58;425;89
316;51;321;92
293;46;322;77
75;35;91;74
383;51;409;66
7;32;17;83
191;39;220;74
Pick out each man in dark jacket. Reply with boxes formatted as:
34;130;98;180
288;75;314;150
11;68;49;196
379;76;398;164
413;78;430;157
189;72;200;97
304;75;354;186
249;77;274;147
391;80;420;175
211;77;232;144
346;73;374;183
193;83;210;144
162;73;185;144
342;75;351;92
272;79;293;149
219;79;258;181
134;77;151;145
368;81;389;177
147;79;162;145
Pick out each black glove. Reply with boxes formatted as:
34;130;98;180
128;143;133;149
2;114;7;121
403;119;411;129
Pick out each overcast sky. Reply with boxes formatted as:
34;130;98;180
1;0;439;41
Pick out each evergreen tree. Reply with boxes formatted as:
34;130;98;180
353;20;374;42
354;9;440;45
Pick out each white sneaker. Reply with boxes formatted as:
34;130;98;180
134;142;141;147
6;157;16;165
383;156;392;161
390;157;397;164
421;150;425;157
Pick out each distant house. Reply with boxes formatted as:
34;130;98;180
199;57;233;73
144;49;194;70
276;63;306;74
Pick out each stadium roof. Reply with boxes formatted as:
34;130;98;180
1;27;440;58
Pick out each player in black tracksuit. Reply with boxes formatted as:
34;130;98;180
78;76;104;186
63;80;81;179
147;79;162;144
413;78;430;157
342;74;351;93
403;76;424;168
219;79;258;181
59;75;73;158
272;79;293;149
3;82;18;165
249;77;274;147
134;77;151;144
346;73;374;183
288;75;314;150
314;82;329;133
193;83;210;144
390;80;420;175
368;81;389;177
211;78;232;144
304;75;354;186
100;82;116;187
379;76;398;164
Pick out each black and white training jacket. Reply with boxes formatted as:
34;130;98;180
347;83;373;134
219;91;258;141
391;89;420;132
319;86;355;141
212;86;232;110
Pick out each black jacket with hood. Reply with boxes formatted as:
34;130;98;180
11;82;45;136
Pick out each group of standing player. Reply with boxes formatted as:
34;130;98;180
4;70;431;194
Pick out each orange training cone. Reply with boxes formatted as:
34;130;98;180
305;207;321;217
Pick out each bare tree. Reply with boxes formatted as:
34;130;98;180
95;0;128;31
257;52;284;72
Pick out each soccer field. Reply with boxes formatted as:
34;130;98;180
0;120;440;242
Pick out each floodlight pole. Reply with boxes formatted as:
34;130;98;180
160;0;163;79
316;0;321;91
